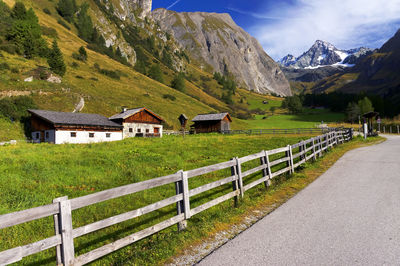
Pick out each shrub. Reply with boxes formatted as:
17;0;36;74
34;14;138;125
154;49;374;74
41;26;58;38
57;19;71;30
11;68;19;73
90;77;98;81
43;8;51;15
0;43;17;54
0;62;10;71
162;94;176;101
71;62;79;68
75;75;84;79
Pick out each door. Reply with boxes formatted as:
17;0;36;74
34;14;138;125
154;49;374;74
154;127;160;136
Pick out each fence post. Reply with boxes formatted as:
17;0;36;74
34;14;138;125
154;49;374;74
235;157;244;198
384;126;386;133
53;196;68;265
398;125;399;134
230;158;239;207
260;150;271;189
311;138;316;161
390;126;392;134
287;145;294;173
175;170;188;231
54;197;75;266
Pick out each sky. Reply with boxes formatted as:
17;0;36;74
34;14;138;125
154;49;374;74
152;0;400;60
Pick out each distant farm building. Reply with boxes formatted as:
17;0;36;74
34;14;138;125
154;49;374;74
28;110;123;144
109;107;164;138
191;113;232;133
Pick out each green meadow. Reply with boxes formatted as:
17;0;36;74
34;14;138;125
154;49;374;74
1;133;314;265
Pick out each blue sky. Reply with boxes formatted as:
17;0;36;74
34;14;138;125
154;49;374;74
153;0;400;60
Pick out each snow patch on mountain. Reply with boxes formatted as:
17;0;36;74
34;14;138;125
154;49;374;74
279;40;373;69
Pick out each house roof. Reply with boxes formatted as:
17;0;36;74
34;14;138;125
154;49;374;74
109;107;164;121
192;113;232;122
28;109;123;128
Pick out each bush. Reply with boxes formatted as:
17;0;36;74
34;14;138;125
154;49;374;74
0;43;17;55
41;26;58;38
0;96;37;121
171;72;185;92
71;62;79;68
57;19;71;30
162;94;176;101
43;8;51;15
11;68;19;73
75;75;84;79
0;62;10;71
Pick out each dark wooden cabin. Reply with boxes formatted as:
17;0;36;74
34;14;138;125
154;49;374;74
191;113;232;133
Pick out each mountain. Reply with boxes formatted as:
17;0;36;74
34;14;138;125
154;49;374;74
311;29;400;113
279;40;373;69
152;9;292;96
0;0;281;137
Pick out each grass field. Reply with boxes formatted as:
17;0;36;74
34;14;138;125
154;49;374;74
244;109;346;129
0;134;317;265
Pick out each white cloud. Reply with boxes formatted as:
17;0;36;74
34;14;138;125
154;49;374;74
246;0;400;60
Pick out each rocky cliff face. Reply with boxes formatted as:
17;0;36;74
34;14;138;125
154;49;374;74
152;9;291;96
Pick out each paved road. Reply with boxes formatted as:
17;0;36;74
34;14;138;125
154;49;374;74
198;135;400;265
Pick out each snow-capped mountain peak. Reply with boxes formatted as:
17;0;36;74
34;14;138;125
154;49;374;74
279;40;373;69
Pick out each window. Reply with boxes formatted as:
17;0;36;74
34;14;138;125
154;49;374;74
129;128;133;133
45;132;49;139
146;129;150;133
137;128;141;133
89;133;94;138
106;133;111;138
71;132;77;138
35;132;39;139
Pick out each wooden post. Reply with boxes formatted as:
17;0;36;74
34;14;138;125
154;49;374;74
288;145;294;173
231;158;239;207
235;157;244;198
390;126;392;134
384;126;386;133
312;138;317;161
175;171;187;231
53;196;68;266
260;150;271;189
318;136;323;157
55;197;75;266
299;141;304;161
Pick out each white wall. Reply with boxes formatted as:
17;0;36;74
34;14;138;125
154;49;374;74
123;122;163;138
54;130;123;144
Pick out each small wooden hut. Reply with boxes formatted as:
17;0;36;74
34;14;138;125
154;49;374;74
191;113;232;133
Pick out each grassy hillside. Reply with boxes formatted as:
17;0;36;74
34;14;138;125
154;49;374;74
0;133;312;265
1;0;279;139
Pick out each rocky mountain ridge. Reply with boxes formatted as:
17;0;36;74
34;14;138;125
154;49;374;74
279;40;373;69
152;8;292;96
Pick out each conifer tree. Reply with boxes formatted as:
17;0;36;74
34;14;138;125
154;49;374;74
47;40;66;76
148;63;163;83
78;46;87;61
76;3;93;42
171;72;185;92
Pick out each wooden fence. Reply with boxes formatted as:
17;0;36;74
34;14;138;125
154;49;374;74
0;129;353;265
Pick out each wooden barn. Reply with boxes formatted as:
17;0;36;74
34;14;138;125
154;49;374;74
109;107;164;138
191;113;232;133
28;110;123;144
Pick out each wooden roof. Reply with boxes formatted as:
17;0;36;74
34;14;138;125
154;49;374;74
192;113;232;122
109;107;164;122
28;110;123;128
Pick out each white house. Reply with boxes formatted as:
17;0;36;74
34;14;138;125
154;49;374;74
29;110;123;144
109;107;164;138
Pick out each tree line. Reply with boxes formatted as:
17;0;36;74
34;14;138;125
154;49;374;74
282;92;396;121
